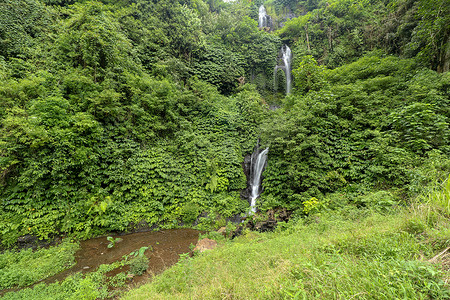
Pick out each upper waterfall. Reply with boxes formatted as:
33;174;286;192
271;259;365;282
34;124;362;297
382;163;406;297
258;5;268;28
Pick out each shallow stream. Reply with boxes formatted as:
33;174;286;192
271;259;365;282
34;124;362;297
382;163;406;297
2;229;200;295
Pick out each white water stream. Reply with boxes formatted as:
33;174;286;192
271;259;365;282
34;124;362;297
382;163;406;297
274;45;292;94
258;5;268;28
249;147;269;213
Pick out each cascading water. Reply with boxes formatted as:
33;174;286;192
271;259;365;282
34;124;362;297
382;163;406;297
258;5;267;28
282;45;292;94
249;147;269;213
274;45;292;94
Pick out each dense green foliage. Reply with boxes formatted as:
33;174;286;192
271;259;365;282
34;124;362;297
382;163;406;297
0;0;276;244
276;0;450;71
0;0;449;254
260;54;449;209
1;0;449;298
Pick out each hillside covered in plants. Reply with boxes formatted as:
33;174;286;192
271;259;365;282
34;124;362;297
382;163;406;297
0;0;449;297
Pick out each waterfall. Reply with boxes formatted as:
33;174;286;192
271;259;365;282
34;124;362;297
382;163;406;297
258;5;267;28
249;147;269;213
282;45;292;94
274;45;292;94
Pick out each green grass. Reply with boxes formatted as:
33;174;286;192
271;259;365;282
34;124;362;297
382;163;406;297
122;204;450;299
1;256;129;300
0;240;79;289
420;174;450;217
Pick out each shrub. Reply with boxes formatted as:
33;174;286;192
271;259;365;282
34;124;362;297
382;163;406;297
129;256;149;276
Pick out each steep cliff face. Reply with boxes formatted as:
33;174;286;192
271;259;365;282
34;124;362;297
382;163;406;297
260;4;299;31
277;10;297;28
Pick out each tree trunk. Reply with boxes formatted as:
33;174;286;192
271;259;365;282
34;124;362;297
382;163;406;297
305;24;311;54
328;26;333;51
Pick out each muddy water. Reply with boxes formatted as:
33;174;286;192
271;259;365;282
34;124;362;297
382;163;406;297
3;229;199;294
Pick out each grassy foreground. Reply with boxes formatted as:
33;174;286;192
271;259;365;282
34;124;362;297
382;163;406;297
123;189;450;299
0;240;78;290
1;182;448;299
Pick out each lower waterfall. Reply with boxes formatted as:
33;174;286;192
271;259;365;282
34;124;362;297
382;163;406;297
248;146;269;213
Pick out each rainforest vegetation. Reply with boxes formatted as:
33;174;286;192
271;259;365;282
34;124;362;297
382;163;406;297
0;0;449;298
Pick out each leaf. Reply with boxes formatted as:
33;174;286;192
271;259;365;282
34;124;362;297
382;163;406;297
99;201;108;213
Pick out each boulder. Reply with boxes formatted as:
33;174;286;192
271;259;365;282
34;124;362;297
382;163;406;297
193;238;217;252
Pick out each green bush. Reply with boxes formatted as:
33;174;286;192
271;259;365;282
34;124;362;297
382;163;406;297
355;190;399;212
180;202;201;224
129;256;149;276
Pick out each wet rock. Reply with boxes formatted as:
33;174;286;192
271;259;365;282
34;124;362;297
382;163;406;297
193;211;209;226
126;220;159;233
226;214;243;224
246;208;293;233
193;238;217;252
278;208;290;221
17;234;37;245
254;219;277;232
12;234;62;251
231;226;243;239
